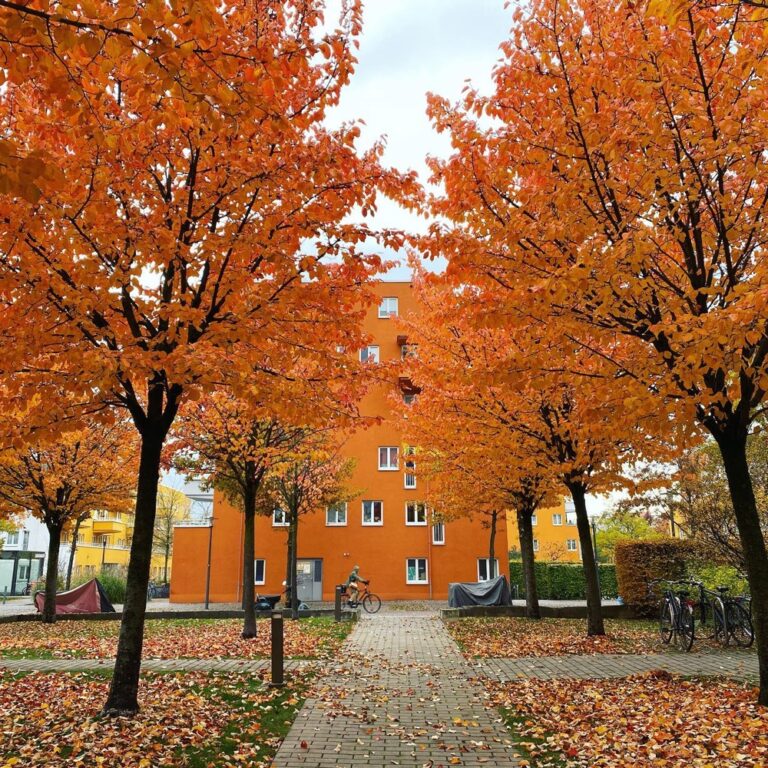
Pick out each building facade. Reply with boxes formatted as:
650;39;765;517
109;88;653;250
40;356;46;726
0;517;47;596
171;282;509;603
506;498;583;563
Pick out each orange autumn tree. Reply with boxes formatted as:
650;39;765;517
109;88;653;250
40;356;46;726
401;274;673;635
425;0;768;701
0;417;136;622
261;430;354;618
0;0;412;715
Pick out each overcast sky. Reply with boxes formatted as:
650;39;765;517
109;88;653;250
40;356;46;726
325;0;512;279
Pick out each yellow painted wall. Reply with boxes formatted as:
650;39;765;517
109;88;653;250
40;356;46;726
506;497;583;563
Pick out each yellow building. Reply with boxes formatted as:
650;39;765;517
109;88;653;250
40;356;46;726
64;485;189;583
506;497;582;563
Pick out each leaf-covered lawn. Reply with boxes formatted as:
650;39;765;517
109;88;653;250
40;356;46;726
1;670;304;767
0;617;352;660
486;672;767;767
446;618;669;657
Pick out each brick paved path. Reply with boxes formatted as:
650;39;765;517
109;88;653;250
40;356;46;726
274;612;521;767
472;650;759;682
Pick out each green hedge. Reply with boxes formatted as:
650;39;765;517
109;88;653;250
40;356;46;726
508;561;618;600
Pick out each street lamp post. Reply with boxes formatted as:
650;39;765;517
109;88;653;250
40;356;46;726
204;516;214;610
101;537;107;569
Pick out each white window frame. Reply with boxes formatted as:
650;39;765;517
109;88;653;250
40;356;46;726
566;539;578;552
360;345;380;363
362;500;383;526
533;538;539;552
405;502;427;526
378;297;399;318
326;502;348;527
431;522;445;545
530;514;537;526
552;513;563;526
4;531;19;547
254;559;266;585
477;558;499;581
378;446;399;471
272;509;289;527
566;511;577;526
404;452;416;488
406;557;429;585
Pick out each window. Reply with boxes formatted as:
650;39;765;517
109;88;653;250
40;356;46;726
402;392;416;406
477;558;499;581
533;539;539;552
360;345;380;363
326;502;348;526
406;557;428;584
378;297;399;318
254;559;266;585
404;450;416;488
566;539;578;552
18;563;30;581
566;511;577;526
272;509;289;527
432;522;445;545
400;343;418;360
378;446;398;470
405;502;427;526
5;531;18;546
530;514;537;526
22;531;29;550
362;500;383;526
552;513;563;526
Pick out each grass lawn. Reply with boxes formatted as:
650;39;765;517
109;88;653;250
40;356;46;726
444;617;755;658
487;672;767;767
0;669;304;767
0;617;352;660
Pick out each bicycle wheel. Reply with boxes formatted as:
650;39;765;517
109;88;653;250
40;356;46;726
659;600;674;644
727;602;754;648
361;593;382;614
713;605;729;647
676;604;695;652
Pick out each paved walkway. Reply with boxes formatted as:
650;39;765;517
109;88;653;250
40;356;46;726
274;612;521;767
472;650;759;682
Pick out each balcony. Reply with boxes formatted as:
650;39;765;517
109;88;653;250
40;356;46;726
92;520;124;536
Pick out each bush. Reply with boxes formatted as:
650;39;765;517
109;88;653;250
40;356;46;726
690;563;749;597
508;561;618;600
615;539;691;615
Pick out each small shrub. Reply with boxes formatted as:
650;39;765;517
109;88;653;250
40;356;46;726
72;571;128;604
690;563;749;597
615;539;691;615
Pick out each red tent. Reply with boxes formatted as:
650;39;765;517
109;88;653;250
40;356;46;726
34;579;116;615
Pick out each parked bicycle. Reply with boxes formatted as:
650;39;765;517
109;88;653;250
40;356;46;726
650;579;696;652
342;581;381;613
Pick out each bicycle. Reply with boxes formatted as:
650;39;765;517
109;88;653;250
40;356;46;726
692;581;754;648
651;579;695;652
693;581;729;646
343;581;382;613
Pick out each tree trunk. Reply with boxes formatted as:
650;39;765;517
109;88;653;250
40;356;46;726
715;429;768;706
567;483;604;636
516;506;540;619
241;479;257;638
489;510;497;577
42;521;62;624
291;509;299;619
65;516;84;590
103;429;164;715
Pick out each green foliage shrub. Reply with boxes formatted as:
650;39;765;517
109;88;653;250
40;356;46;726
615;539;692;615
508;561;618;600
690;563;749;597
72;571;128;604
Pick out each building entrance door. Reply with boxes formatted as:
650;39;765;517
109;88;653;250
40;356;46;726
296;559;322;602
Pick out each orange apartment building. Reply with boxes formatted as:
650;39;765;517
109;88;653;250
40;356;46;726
171;282;508;603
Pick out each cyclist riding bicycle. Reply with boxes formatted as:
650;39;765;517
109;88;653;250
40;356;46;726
345;564;369;606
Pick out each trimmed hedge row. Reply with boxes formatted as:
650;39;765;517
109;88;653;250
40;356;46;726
614;539;690;616
508;561;618;600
